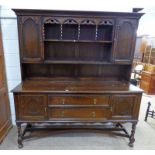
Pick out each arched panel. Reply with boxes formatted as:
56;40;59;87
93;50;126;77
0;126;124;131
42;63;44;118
80;19;96;40
114;19;137;63
20;16;42;62
62;19;78;40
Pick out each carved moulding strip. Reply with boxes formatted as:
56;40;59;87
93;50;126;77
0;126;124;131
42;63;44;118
80;19;96;25
63;19;78;25
98;20;114;25
44;18;60;24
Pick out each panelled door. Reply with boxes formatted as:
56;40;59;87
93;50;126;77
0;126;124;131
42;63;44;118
18;16;43;62
110;94;139;119
18;94;47;121
113;19;138;64
0;21;12;143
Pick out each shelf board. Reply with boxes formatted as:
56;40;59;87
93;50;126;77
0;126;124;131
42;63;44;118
44;60;111;64
44;39;112;43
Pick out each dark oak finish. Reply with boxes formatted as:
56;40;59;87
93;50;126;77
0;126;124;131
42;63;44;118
0;20;12;143
12;9;144;148
114;19;138;64
18;94;47;121
18;16;43;62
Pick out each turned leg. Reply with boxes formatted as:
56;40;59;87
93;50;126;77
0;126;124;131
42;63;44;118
128;122;137;147
17;123;23;148
22;123;32;137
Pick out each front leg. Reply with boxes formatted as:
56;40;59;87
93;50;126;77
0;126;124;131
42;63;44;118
17;123;23;148
128;122;137;147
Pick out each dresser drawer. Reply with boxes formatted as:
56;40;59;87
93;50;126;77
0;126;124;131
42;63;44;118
48;107;111;119
48;95;109;105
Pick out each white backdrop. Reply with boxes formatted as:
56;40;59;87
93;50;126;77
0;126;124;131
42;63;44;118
1;0;155;36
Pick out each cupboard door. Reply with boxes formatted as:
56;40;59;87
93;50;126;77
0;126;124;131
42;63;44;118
19;94;47;121
18;16;43;62
113;19;138;64
110;95;138;119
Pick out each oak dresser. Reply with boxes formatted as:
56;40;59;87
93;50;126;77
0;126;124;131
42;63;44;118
12;9;144;148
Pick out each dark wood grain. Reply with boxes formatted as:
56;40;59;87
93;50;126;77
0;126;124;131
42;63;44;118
12;9;144;148
18;16;43;62
114;19;138;64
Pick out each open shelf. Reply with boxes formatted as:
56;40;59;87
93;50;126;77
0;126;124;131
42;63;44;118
22;63;131;81
62;19;78;40
44;19;114;42
44;39;112;43
44;60;111;64
44;24;61;39
79;25;96;40
62;24;78;40
97;25;113;41
44;42;112;62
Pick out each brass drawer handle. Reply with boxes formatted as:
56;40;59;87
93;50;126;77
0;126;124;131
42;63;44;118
44;107;47;113
62;98;65;105
110;106;113;112
61;111;64;117
93;99;97;105
92;112;96;118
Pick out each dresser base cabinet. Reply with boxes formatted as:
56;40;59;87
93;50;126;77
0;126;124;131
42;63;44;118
12;9;144;148
13;86;142;148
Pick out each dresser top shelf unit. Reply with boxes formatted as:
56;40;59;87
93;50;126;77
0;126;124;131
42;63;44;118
12;8;144;88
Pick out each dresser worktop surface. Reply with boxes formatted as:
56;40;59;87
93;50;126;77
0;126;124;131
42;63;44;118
12;79;143;93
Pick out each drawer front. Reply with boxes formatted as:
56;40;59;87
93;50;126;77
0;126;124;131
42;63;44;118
48;95;109;105
48;107;111;119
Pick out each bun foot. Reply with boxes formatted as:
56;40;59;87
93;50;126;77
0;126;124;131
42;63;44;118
128;142;134;147
18;143;23;149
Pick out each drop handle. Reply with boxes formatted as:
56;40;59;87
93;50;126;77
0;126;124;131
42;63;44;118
62;99;65;105
44;107;47;113
92;112;96;118
110;106;113;112
93;99;97;105
61;111;64;117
